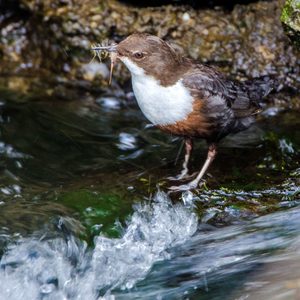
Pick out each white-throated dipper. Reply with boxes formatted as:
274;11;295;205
93;33;274;191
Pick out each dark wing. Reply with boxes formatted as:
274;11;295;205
182;64;263;140
182;64;261;118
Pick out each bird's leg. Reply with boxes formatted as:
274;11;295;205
168;143;217;191
190;143;217;187
167;138;193;181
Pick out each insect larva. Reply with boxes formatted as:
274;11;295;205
90;41;118;85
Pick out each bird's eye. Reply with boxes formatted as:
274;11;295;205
133;52;144;59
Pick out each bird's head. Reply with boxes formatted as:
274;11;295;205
116;33;182;77
92;33;183;81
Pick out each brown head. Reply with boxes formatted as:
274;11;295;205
116;33;187;85
92;33;188;85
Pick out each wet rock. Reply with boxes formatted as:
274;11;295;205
119;0;262;10
281;0;300;48
80;62;110;82
0;0;299;100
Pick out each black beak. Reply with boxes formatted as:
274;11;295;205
91;44;118;53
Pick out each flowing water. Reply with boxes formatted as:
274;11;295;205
0;89;299;299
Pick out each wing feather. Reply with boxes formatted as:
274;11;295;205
182;64;261;119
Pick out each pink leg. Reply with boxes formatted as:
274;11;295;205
168;144;217;192
168;138;193;180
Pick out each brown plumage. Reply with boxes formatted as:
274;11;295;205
97;33;275;191
158;100;211;138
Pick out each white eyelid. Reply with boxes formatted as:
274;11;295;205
133;51;147;55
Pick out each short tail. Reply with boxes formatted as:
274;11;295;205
244;75;277;101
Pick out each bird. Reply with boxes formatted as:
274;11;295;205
92;33;275;191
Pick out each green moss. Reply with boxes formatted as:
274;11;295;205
57;189;132;239
281;0;300;47
281;0;293;24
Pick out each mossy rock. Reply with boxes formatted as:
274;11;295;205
57;189;133;239
281;0;300;48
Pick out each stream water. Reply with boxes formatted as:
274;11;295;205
0;89;299;299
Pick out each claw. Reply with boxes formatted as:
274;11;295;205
166;172;197;181
168;143;216;193
168;179;205;192
168;184;196;192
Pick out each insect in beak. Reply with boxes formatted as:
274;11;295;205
91;44;118;85
91;44;118;53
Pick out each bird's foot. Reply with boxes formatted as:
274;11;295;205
166;172;197;181
168;179;205;192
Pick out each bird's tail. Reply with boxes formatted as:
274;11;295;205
244;75;277;101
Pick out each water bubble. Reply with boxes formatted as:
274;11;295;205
262;107;282;117
40;283;56;294
96;97;120;110
117;132;137;150
0;142;31;159
279;138;295;155
1;187;11;195
181;191;199;208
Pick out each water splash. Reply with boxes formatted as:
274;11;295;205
0;191;198;300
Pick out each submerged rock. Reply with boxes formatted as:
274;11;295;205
281;0;300;48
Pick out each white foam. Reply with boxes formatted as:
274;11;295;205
0;191;198;300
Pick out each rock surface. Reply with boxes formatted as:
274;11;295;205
281;0;300;48
0;0;299;96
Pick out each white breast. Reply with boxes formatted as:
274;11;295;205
120;58;194;126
